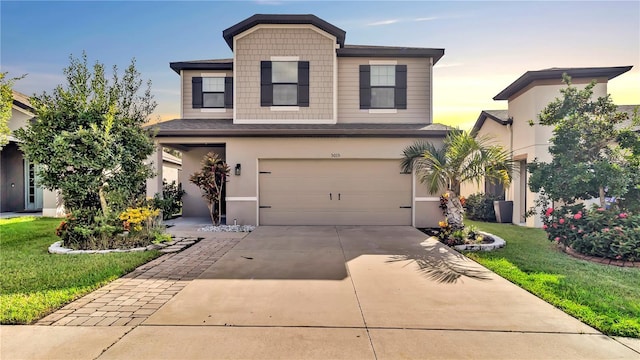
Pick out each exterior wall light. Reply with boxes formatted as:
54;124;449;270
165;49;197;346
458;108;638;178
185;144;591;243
235;163;241;176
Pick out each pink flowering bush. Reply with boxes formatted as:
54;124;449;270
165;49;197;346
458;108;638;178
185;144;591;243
542;206;640;261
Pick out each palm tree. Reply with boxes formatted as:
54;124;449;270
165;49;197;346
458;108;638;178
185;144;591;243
402;130;514;229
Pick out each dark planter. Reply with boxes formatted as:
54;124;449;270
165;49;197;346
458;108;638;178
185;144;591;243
493;200;513;223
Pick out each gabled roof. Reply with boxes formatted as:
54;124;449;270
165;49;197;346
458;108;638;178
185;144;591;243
150;119;452;138
12;90;34;113
493;66;633;101
338;45;445;64
471;106;640;134
223;14;346;50
169;58;233;74
471;110;511;135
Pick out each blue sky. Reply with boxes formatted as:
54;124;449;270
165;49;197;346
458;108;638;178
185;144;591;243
2;1;639;128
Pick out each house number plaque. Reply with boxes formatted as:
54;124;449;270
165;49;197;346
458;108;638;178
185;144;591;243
331;153;341;158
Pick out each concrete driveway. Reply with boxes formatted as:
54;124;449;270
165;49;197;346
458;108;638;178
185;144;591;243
2;226;639;359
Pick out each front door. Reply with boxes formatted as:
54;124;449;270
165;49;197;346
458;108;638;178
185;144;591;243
24;159;43;210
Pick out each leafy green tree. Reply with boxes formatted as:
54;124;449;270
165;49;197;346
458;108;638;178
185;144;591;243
0;73;25;149
402;130;514;228
190;152;230;225
528;74;639;209
15;53;157;247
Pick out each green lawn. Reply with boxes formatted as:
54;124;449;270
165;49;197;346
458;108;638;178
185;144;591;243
465;220;640;338
0;217;160;324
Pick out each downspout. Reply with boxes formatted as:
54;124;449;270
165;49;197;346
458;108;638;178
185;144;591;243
507;117;514;201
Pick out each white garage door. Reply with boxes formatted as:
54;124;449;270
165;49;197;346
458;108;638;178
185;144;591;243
259;159;412;225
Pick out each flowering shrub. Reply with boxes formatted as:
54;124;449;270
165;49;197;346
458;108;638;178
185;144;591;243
542;206;640;261
437;218;483;246
119;206;160;232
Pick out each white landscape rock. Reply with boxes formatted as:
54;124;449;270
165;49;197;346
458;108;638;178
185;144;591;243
197;225;255;232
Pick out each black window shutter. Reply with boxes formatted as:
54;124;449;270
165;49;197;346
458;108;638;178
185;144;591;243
395;65;407;109
260;61;273;106
224;77;233;108
192;77;203;109
298;61;310;107
359;65;371;109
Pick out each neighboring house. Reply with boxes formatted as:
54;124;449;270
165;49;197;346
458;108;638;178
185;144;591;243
0;90;57;214
462;66;637;227
150;14;451;227
161;151;182;185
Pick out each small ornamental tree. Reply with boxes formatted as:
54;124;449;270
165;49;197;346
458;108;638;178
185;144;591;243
401;130;514;230
15;53;157;248
189;152;230;225
528;74;640;209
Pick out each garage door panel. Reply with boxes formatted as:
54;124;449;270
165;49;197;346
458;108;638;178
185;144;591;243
259;159;411;226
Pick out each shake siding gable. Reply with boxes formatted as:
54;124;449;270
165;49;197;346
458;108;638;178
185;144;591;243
234;26;334;122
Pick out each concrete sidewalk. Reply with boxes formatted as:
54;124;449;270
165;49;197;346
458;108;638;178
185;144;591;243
2;226;639;359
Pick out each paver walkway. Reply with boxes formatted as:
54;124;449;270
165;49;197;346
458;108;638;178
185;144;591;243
37;235;241;327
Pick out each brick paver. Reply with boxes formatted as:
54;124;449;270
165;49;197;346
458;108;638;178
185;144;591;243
37;236;240;326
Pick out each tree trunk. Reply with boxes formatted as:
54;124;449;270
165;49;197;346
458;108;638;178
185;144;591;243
207;202;216;225
599;186;606;208
98;185;109;217
445;190;465;229
218;181;224;226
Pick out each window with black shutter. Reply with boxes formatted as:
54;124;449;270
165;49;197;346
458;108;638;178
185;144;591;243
261;61;309;107
359;64;407;109
192;76;233;109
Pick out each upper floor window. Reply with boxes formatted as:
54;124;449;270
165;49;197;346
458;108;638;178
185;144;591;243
202;77;225;108
272;62;298;106
192;76;233;109
261;61;309;107
359;64;407;110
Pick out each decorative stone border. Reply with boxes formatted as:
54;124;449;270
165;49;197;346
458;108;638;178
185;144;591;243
48;237;203;255
453;231;506;252
562;245;640;268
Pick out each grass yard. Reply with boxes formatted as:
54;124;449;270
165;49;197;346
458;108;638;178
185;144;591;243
465;219;640;338
0;216;160;324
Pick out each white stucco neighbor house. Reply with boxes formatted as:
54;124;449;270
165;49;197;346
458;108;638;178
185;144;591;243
149;14;453;227
0;90;60;215
461;66;638;228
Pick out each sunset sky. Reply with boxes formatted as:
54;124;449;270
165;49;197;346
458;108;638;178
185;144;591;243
2;1;639;129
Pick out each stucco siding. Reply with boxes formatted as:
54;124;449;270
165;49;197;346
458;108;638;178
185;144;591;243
182;70;233;119
503;77;610;227
337;57;431;124
160;136;444;227
234;26;335;122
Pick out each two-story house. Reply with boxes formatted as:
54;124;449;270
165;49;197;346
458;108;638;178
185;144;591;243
151;14;450;227
462;66;637;227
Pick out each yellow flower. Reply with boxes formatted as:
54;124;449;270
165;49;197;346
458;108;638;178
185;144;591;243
439;220;448;228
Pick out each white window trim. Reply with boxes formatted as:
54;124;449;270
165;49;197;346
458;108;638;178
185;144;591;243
201;109;227;113
369;60;398;65
270;106;300;112
368;109;397;114
200;72;226;77
271;56;300;61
